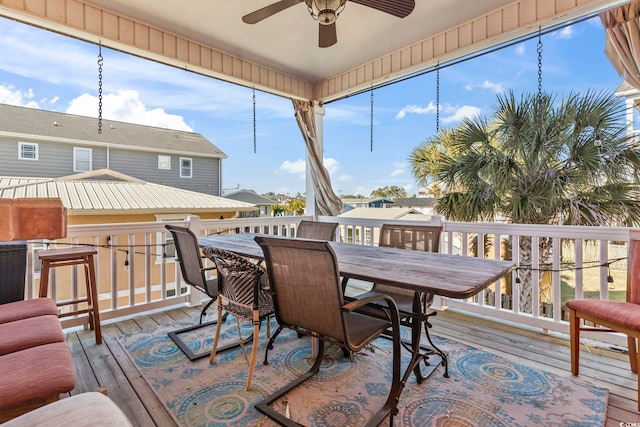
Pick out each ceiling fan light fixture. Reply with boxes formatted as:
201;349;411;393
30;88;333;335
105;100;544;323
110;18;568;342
306;0;346;25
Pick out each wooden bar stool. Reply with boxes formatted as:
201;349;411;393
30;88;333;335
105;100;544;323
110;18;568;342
38;246;102;344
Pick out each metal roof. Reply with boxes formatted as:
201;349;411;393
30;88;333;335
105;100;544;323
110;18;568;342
0;169;255;214
338;207;427;220
0;103;225;158
223;189;276;206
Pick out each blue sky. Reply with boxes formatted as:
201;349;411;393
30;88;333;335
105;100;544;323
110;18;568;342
0;16;625;197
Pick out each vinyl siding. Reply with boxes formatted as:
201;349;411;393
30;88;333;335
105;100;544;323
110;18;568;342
0;140;221;196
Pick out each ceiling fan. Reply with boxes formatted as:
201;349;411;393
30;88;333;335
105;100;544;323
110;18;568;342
242;0;415;48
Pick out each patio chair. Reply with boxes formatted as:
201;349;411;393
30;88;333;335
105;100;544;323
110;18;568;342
165;225;234;361
295;220;338;240
566;228;640;410
203;247;274;391
255;235;402;426
351;223;447;380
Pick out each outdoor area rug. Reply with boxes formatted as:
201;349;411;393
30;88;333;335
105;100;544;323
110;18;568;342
117;317;608;426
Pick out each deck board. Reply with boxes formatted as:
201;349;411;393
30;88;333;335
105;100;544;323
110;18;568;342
61;307;640;426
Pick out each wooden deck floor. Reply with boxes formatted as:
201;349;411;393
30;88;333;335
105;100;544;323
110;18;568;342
63;305;640;427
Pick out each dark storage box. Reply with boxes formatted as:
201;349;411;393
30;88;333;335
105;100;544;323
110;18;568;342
0;241;27;304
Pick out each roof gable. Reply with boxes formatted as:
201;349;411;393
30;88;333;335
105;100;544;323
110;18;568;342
0;103;225;158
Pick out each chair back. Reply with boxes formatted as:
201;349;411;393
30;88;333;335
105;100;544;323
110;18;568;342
377;224;442;298
165;225;214;296
296;220;338;241
379;223;442;252
204;247;268;311
255;236;348;343
629;229;640;304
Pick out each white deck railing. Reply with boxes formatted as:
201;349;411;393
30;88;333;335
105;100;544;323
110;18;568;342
25;215;631;348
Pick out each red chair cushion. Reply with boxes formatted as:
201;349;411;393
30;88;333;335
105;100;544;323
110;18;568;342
0;342;75;411
0;315;64;356
0;298;58;324
566;299;640;331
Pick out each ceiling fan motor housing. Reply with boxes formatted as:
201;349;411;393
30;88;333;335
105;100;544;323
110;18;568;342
307;0;347;25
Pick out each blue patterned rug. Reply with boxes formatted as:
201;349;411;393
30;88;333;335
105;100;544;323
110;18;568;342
118;317;608;426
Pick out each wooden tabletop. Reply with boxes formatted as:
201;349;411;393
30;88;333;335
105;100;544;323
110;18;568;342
199;234;515;300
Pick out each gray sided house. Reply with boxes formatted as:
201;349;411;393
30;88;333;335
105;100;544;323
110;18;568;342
0;104;225;196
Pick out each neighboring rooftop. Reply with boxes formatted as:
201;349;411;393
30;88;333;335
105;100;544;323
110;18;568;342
338;207;430;220
394;197;437;208
223;189;276;206
0;103;225;158
0;169;255;214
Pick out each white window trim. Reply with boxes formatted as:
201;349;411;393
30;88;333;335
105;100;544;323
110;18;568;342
73;147;92;172
180;157;192;178
18;142;39;160
158;155;171;170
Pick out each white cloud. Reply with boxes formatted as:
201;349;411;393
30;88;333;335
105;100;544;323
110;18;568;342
397;101;480;124
515;44;526;56
441;105;481;123
390;162;406;177
278;157;343;181
278;159;306;176
0;84;39;108
323;157;339;175
463;80;504;94
337;174;352;182
554;26;575;40
65;90;193;131
396;102;437;119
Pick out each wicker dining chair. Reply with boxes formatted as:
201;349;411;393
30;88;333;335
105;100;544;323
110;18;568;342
255;235;402;426
203;247;274;391
295;220;338;240
165;225;230;361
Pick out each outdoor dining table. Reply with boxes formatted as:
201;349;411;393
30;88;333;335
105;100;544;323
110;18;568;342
198;233;515;386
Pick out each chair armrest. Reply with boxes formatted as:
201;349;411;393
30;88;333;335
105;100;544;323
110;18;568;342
343;293;396;313
201;266;216;272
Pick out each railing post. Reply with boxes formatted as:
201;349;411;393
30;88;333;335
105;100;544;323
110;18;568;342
186;215;201;235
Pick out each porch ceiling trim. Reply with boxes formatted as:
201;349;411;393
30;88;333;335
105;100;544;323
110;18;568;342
0;0;629;103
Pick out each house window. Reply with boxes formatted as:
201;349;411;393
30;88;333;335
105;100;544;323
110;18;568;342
73;147;92;172
18;142;38;160
180;157;192;178
158;155;171;170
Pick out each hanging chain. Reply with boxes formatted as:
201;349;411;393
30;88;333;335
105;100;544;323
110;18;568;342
252;87;257;153
537;27;543;102
97;44;104;134
436;62;440;134
370;85;374;152
536;26;544;126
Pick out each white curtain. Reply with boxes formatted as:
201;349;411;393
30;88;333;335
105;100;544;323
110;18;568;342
601;1;640;89
292;99;342;216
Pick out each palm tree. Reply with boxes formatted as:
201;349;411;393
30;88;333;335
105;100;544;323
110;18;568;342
410;90;640;312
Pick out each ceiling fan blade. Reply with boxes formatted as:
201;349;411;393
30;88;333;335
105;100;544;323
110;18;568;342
242;0;303;24
319;23;337;48
349;0;415;18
